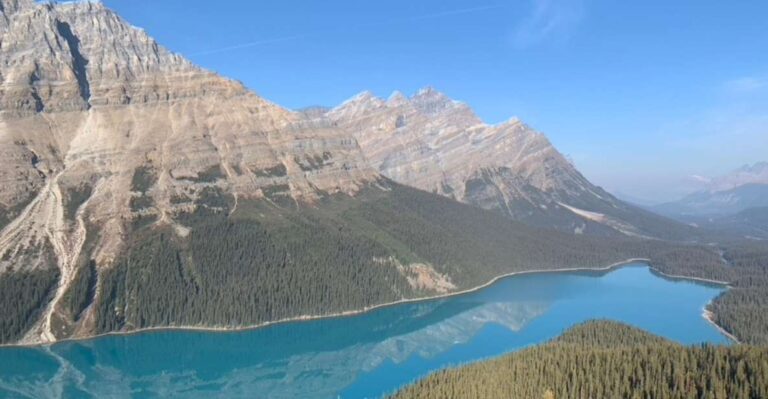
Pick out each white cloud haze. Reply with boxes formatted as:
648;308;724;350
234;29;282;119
513;0;585;48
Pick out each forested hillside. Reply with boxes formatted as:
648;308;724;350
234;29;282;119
89;182;736;337
709;241;768;345
2;180;767;345
702;207;768;239
92;182;639;334
392;321;768;399
4;181;767;344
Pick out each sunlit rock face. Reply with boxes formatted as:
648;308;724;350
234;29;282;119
328;89;685;238
0;1;376;344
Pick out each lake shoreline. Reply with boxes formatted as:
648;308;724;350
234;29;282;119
649;269;731;287
703;306;740;344
1;258;736;348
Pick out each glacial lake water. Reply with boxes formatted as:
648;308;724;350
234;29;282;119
0;264;729;399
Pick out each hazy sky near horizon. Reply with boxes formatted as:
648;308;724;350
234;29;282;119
102;0;768;202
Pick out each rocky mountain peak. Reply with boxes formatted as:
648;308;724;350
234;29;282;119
327;90;385;120
328;87;671;238
0;0;211;115
498;116;523;127
414;86;439;97
410;86;460;115
691;161;768;193
387;90;408;106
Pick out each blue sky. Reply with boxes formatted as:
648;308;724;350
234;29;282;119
102;0;768;202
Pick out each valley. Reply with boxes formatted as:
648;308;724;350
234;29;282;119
0;0;753;347
0;1;767;397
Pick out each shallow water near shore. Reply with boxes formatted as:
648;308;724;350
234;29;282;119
0;264;729;398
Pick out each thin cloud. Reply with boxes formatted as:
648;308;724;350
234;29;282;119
188;4;504;57
723;76;768;94
188;35;306;57
406;4;505;22
513;0;585;48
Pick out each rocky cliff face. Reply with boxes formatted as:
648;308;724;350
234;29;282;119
328;89;679;238
0;0;376;344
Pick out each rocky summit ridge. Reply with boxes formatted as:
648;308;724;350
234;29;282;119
327;89;681;238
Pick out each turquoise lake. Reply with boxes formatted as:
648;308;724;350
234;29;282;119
0;264;729;398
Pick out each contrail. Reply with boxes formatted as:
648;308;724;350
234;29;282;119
404;4;506;22
188;4;505;57
188;35;306;56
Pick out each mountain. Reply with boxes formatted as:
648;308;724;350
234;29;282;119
0;0;379;237
0;1;724;346
654;183;768;219
327;89;695;239
690;162;768;193
654;162;768;220
0;0;383;344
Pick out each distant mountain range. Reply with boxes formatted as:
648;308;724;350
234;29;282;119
0;0;719;345
648;163;768;239
690;162;768;193
653;162;768;220
653;183;768;218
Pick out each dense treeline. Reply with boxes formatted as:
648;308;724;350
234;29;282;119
0;179;764;346
392;321;768;399
60;260;96;322
342;184;706;285
92;183;639;332
709;242;768;345
3;180;765;345
95;210;415;331
92;182;767;339
646;246;729;282
0;269;59;343
703;207;768;240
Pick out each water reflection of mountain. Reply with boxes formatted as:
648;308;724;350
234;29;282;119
0;266;731;398
0;296;549;398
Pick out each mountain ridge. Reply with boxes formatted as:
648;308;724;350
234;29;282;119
328;88;696;239
0;1;729;346
691;162;768;193
654;183;768;219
